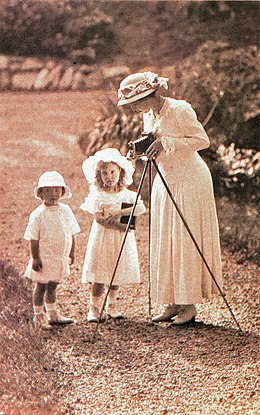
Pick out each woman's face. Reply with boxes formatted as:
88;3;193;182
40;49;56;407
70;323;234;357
100;162;121;191
40;186;63;206
129;95;154;113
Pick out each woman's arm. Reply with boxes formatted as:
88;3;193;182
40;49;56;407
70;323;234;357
176;104;210;151
160;103;210;155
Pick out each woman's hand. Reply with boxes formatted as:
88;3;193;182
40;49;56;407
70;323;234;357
145;138;163;160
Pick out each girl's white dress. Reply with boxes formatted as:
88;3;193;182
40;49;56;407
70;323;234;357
81;188;146;285
24;203;81;283
150;98;222;305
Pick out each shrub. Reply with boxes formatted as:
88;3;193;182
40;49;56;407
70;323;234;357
173;41;259;150
217;198;260;264
78;99;143;156
0;0;114;59
216;143;260;203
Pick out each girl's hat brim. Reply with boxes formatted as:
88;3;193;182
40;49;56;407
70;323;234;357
82;148;135;186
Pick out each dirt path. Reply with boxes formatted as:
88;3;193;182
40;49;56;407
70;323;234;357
0;92;259;415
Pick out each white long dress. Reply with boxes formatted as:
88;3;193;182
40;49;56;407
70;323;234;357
150;98;222;306
81;187;146;285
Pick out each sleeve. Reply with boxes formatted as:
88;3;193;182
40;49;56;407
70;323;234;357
66;207;81;235
160;103;210;155
80;190;108;215
80;195;95;214
24;211;41;241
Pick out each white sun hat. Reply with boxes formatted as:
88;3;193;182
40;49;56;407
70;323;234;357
34;171;72;200
117;71;169;106
82;148;135;186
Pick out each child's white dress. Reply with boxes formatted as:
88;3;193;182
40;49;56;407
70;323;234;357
81;188;146;285
24;203;81;283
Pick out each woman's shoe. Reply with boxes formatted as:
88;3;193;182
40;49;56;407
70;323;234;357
170;305;196;326
152;304;181;322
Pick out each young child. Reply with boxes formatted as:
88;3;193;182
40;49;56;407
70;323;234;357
24;171;81;330
80;148;146;322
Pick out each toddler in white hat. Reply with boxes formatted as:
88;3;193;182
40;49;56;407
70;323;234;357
24;171;81;330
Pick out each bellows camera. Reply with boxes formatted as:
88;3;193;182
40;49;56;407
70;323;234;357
128;132;155;158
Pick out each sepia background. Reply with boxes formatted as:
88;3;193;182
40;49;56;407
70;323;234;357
0;1;259;414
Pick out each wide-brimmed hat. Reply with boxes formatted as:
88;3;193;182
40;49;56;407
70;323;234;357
34;171;72;200
82;148;134;186
117;71;169;106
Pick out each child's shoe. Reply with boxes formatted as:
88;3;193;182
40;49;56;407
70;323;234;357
106;304;124;320
87;305;100;323
47;309;74;325
33;313;52;330
105;289;124;319
152;304;181;322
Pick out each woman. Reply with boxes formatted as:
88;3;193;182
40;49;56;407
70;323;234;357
117;71;222;325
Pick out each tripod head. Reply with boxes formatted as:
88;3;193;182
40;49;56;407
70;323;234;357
127;132;155;159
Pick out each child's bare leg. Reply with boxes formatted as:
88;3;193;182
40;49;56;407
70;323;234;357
45;281;73;325
91;282;104;297
33;282;47;307
45;281;58;304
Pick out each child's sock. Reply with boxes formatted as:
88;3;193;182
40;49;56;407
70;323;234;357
107;288;118;306
87;294;103;322
45;302;58;320
45;302;56;313
33;305;52;330
106;288;123;319
33;305;44;315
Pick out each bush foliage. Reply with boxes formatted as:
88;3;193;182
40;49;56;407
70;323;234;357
0;0;114;58
173;41;259;150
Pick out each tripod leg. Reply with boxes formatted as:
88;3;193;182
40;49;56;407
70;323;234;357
152;160;242;332
148;160;152;319
92;159;150;339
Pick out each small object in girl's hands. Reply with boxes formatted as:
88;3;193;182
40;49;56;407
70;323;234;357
120;202;136;229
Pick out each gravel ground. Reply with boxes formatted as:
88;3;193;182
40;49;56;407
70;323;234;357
0;92;259;415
